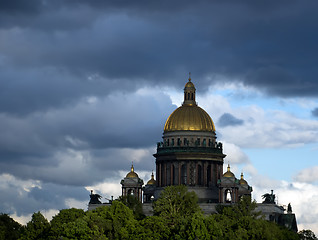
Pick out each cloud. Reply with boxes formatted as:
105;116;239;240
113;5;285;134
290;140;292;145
293;166;318;184
0;174;88;216
252;180;318;235
0;88;172;186
0;1;318;102
218;113;244;127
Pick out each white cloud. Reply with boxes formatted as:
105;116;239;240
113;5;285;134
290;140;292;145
294;166;318;183
194;88;318;149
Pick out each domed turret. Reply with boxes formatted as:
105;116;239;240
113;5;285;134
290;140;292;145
223;164;235;178
239;172;248;185
146;171;156;185
126;164;138;178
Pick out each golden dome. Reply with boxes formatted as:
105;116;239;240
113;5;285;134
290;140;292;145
164;105;215;132
126;164;138;178
164;76;215;133
239;172;248;185
146;171;156;185
223;164;235;178
185;80;195;88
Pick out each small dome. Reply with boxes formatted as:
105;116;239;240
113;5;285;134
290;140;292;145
239;172;248;185
223;164;235;178
147;172;156;185
126;164;138;178
185;80;195;88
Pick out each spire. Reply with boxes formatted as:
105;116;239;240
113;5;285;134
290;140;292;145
227;164;231;172
241;172;244;180
188;72;191;81
131;162;134;172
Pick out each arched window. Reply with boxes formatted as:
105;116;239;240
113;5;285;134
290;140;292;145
161;164;165;186
173;164;178;185
191;92;194;100
225;189;232;203
198;165;202;185
181;164;187;185
166;163;171;185
207;165;211;186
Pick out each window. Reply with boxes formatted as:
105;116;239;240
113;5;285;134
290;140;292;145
181;164;187;185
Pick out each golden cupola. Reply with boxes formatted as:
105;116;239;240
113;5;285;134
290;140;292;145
164;76;215;133
223;164;235;178
239;172;248;185
126;164;138;178
146;171;156;185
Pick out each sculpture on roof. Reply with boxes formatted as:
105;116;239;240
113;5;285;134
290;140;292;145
89;190;102;204
262;190;275;204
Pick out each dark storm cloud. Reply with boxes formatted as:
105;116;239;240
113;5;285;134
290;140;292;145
0;0;317;108
0;91;172;186
1;0;318;218
0;177;88;216
218;113;244;127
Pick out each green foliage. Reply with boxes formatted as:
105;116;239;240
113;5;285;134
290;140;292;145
153;185;201;227
118;195;145;220
299;229;318;240
136;216;170;240
4;187;305;239
216;196;261;219
86;201;139;240
19;212;50;240
49;208;86;239
0;213;23;240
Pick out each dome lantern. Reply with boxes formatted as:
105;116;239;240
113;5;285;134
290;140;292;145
183;72;196;106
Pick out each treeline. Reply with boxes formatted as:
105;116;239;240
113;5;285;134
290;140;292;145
0;186;316;239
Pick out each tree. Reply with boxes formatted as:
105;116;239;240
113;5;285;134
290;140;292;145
153;185;201;228
216;196;261;219
19;212;50;240
118;195;145;220
49;208;85;239
0;213;23;240
299;229;318;240
136;216;171;240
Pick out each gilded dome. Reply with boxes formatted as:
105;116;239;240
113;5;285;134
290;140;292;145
126;164;138;178
185;80;195;88
239;173;248;185
164;105;215;132
164;77;215;133
146;172;156;185
223;164;235;178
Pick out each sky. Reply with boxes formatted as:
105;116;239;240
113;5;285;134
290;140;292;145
0;0;318;234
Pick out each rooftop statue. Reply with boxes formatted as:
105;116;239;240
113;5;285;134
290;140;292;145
262;190;276;204
89;190;102;204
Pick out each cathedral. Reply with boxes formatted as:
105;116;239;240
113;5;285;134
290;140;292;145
89;76;297;232
125;75;253;204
